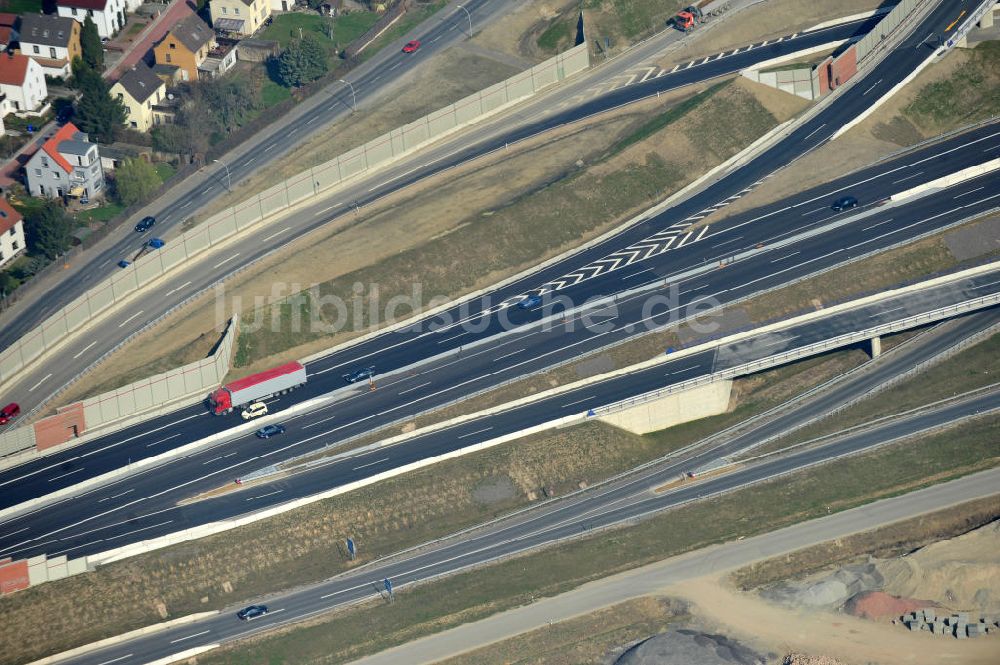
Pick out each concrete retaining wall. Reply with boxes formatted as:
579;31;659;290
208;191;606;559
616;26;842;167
743;66;816;99
855;0;923;61
0;316;238;462
0;43;590;395
598;380;732;434
890;158;1000;201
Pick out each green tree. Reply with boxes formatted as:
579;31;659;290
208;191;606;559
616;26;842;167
73;59;126;143
114;157;161;206
24;201;73;260
80;16;103;71
276;35;328;87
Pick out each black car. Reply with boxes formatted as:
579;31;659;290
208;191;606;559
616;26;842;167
256;424;286;439
134;216;156;233
236;605;268;620
516;294;543;310
831;195;858;212
343;366;376;383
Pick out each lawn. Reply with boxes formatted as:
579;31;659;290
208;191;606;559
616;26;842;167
75;202;125;224
0;0;41;13
153;162;176;182
261;78;292;107
260;11;380;52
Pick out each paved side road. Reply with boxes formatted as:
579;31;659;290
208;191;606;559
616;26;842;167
350;467;1000;665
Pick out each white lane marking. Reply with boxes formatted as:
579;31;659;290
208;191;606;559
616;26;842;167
28;373;52;392
49;468;85;482
352;457;389;471
621;267;653;279
314;205;336;216
863;218;894;231
164;281;192;298
213;253;240;269
95;654;133;665
770;251;799;263
245;158;256;166
202;456;223;465
98;489;134;503
801;206;827;216
303;413;338;429
118;311;144;328
398;381;431;395
106;520;173;540
247;490;283;501
170;630;211;644
872;305;907;317
493;348;526;362
892;171;923;184
263;227;290;242
265;144;275;152
954;186;985;198
712;235;743;248
430;35;440;43
458;427;492;439
180;201;191;209
307;116;318;125
561;395;594;408
0;526;29;539
51;538;104;556
143;433;184;450
862;78;883;95
802;123;826;141
72;341;98;359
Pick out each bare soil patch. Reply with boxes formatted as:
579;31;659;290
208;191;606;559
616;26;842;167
655;0;885;69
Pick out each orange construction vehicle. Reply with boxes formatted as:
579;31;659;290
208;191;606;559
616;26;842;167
672;5;703;32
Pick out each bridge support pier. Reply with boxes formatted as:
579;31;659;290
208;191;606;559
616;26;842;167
597;379;732;435
870;335;882;359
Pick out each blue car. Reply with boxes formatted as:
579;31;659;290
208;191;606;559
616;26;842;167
256;424;286;439
134;216;156;233
148;237;165;249
343;366;376;383
117;260;131;269
517;294;543;310
236;605;268;620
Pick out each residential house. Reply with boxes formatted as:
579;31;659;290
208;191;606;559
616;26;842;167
57;0;127;40
153;14;215;82
17;14;82;79
210;0;271;38
0;196;25;269
111;63;165;132
25;121;104;199
0;51;47;115
0;13;18;52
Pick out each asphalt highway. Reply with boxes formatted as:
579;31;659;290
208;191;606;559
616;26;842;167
1;267;996;562
3;145;998;514
0;12;917;413
63;387;1000;665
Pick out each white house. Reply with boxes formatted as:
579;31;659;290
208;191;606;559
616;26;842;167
57;0;127;40
0;196;26;270
0;51;47;115
17;14;81;79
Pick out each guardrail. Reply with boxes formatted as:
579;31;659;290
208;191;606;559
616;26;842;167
589;292;1000;417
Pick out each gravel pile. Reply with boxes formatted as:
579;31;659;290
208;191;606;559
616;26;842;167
615;629;769;665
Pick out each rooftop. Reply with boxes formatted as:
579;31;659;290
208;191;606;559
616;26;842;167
164;14;214;53
19;14;77;48
115;63;163;104
0;197;23;235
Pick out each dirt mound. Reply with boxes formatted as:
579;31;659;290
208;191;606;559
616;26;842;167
615;629;769;665
783;654;850;665
759;562;884;610
844;591;939;621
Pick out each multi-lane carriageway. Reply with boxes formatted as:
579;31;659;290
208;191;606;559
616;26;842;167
2;120;999;514
0;1;978;414
1;0;996;548
2;257;999;563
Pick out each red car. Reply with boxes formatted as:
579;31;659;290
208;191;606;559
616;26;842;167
402;40;421;53
0;402;20;425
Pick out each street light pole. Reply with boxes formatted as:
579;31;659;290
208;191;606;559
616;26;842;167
338;79;357;111
456;4;472;34
213;158;232;192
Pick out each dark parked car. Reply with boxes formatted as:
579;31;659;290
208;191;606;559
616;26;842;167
516;294;543;310
134;216;156;232
831;195;858;212
0;402;20;425
255;424;286;439
343;366;376;383
236;605;268;620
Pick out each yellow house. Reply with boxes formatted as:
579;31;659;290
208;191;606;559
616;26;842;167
210;0;271;37
153;14;216;82
110;63;166;133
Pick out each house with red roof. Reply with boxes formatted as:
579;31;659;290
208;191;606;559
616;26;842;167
0;13;18;52
0;196;25;269
57;0;127;40
24;121;104;200
0;51;47;116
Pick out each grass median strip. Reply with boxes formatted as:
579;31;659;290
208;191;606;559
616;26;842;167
0;343;871;664
192;415;1000;665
